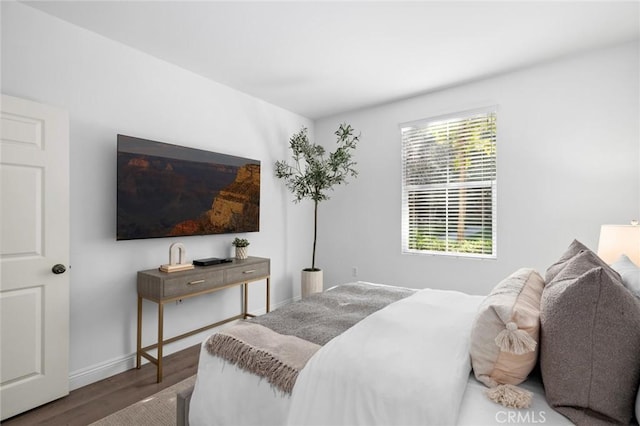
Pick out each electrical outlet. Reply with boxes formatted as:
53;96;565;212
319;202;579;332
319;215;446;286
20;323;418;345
352;267;358;277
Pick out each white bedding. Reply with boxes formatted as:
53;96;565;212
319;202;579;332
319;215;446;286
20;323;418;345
189;285;573;426
287;288;483;425
189;355;571;426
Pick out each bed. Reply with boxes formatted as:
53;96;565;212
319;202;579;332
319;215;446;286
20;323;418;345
183;242;640;425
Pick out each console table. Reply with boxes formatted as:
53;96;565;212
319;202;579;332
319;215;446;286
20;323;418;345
136;256;270;382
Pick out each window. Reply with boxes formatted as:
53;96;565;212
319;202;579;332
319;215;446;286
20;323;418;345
401;108;497;258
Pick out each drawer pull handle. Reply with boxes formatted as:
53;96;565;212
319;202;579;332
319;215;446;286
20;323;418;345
243;270;256;274
188;279;205;286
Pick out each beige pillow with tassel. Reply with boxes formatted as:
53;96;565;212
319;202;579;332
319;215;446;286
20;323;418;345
470;268;544;409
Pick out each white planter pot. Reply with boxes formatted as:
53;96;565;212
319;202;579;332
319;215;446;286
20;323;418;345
235;246;248;260
301;269;323;298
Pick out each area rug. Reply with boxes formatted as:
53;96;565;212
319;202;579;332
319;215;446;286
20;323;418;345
90;375;196;426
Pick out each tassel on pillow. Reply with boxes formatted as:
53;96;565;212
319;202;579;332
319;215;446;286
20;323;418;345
484;321;537;409
494;322;537;355
486;384;533;409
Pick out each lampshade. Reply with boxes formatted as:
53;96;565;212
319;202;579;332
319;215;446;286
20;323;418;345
597;223;640;265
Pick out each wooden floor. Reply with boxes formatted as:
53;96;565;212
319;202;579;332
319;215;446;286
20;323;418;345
2;344;201;426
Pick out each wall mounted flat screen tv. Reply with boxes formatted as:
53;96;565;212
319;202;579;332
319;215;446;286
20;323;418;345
117;134;260;240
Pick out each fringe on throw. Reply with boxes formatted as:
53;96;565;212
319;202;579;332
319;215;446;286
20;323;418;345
206;334;298;394
486;384;533;409
494;322;536;355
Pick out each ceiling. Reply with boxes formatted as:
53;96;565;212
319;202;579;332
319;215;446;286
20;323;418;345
22;1;640;120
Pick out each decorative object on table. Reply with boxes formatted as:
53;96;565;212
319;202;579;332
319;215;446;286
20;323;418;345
232;237;250;260
159;242;194;273
275;124;361;297
597;219;640;265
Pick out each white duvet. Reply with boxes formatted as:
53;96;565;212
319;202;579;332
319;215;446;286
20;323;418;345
189;285;572;426
286;288;484;426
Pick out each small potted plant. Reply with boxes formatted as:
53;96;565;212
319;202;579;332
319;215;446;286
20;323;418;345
232;238;250;260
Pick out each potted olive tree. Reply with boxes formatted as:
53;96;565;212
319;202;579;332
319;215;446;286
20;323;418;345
275;124;360;297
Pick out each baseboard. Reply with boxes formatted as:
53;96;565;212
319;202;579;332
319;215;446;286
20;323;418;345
69;352;136;391
69;296;297;391
68;330;224;390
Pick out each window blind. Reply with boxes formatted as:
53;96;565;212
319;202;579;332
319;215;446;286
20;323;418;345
401;109;497;258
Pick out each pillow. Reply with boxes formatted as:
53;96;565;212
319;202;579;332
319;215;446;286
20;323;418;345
540;249;640;425
470;268;544;391
545;238;622;284
611;254;640;298
544;239;589;283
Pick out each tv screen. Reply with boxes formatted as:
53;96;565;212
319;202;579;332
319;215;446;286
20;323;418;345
117;134;260;240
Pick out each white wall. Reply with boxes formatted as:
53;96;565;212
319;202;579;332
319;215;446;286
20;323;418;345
315;41;640;296
1;2;313;388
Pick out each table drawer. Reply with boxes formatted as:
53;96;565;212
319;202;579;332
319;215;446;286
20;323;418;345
225;261;269;284
163;270;225;298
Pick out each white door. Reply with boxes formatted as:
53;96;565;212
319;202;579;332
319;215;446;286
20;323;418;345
0;94;70;420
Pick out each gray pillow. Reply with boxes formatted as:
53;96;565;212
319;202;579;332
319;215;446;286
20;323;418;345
610;256;640;424
544;239;589;282
545;239;621;284
611;254;640;298
541;249;640;424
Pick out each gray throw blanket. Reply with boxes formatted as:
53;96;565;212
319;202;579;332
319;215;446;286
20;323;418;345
205;282;415;393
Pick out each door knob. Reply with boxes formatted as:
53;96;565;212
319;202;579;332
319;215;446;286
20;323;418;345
52;264;66;274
